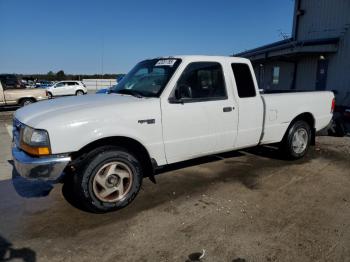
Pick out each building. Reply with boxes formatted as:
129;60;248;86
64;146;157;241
236;0;350;107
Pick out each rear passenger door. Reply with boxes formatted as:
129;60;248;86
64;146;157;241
67;82;77;95
162;62;238;163
231;63;264;148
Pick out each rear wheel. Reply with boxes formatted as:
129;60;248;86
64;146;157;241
76;90;84;96
71;146;143;213
20;98;34;107
47;92;53;99
280;120;311;159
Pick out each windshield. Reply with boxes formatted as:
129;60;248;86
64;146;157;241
110;58;181;98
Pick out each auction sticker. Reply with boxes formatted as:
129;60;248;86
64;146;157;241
155;59;177;67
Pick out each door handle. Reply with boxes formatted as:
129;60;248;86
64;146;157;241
223;107;233;112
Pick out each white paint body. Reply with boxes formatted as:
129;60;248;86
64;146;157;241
46;81;87;97
15;56;334;166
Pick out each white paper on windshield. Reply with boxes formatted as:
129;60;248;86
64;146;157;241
155;59;177;67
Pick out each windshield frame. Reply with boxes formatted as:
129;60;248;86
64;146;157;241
110;58;182;98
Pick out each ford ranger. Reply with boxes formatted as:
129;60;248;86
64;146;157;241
1;81;48;107
12;56;334;212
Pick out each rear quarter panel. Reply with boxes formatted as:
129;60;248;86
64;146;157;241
261;91;334;144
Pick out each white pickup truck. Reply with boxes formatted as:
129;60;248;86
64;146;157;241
12;56;334;212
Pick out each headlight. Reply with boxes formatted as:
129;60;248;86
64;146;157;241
20;126;51;156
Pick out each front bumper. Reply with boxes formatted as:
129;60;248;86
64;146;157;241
12;145;71;181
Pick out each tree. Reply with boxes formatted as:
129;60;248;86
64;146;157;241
56;70;65;80
47;71;55;81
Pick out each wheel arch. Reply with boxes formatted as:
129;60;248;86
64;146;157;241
70;136;156;181
18;96;36;104
284;112;316;145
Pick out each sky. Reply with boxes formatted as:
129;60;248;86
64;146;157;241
0;0;294;74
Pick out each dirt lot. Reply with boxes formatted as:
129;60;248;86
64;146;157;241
0;110;350;262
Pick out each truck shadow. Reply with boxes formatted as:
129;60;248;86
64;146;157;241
9;160;53;198
8;143;348;241
156;151;245;175
0;107;17;112
243;145;287;160
60;151;247;212
61;147;292;213
3;143;349;242
0;235;36;262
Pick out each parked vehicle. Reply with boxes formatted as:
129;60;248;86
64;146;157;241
96;88;110;94
12;56;334;212
96;85;115;94
46;81;87;98
0;74;26;89
36;81;54;88
0;80;47;107
327;106;350;136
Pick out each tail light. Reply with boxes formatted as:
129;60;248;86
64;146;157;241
331;98;335;113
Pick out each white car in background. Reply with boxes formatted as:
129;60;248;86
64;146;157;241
46;81;87;98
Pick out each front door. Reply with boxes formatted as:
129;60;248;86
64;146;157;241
161;62;238;164
315;59;328;91
53;82;66;96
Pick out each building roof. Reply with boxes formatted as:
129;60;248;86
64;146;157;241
236;37;340;61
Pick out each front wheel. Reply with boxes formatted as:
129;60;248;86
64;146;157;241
72;146;143;213
280;120;311;160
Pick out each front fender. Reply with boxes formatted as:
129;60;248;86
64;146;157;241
46;112;167;166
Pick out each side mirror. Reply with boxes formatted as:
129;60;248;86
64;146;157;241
169;88;183;104
174;89;181;100
169;84;192;104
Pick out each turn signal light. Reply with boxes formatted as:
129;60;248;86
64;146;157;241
20;142;50;156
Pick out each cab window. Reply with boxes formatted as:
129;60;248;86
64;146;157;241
55;82;65;87
231;63;256;98
174;62;227;102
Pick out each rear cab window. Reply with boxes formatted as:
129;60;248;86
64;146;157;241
231;63;256;98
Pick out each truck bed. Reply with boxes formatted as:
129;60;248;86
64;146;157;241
260;91;334;144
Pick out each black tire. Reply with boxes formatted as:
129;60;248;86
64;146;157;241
76;90;84;96
47;92;53;99
20;98;34;107
280;120;311;160
71;146;143;213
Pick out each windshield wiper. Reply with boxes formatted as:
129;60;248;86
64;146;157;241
113;89;144;98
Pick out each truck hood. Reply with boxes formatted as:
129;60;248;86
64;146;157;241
15;94;159;128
